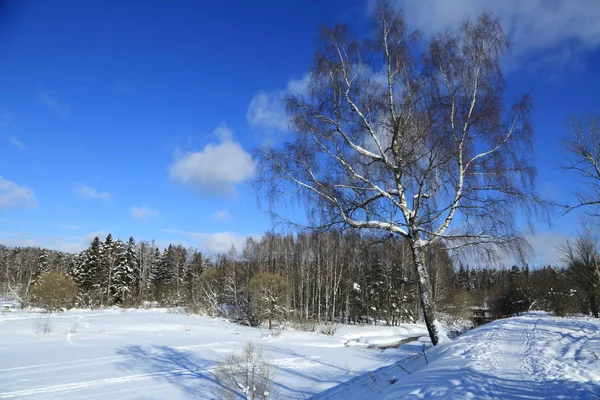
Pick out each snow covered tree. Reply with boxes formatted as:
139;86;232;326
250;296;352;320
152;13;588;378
184;250;204;305
99;233;117;305
36;249;50;278
123;237;140;304
198;268;223;316
365;255;385;324
110;239;131;305
71;237;102;305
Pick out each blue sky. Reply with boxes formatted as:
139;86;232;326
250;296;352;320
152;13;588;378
0;0;599;266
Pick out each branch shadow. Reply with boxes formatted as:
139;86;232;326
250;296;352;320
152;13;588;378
115;345;240;399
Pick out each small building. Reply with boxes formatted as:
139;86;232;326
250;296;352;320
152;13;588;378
471;306;493;325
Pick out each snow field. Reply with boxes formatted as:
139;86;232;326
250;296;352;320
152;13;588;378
0;308;430;399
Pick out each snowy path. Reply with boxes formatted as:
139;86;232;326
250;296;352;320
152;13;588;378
316;313;600;399
0;309;428;399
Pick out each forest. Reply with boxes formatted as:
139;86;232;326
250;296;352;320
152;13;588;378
2;229;599;329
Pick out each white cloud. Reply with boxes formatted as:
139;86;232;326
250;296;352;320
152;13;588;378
0;176;36;209
0;230;108;253
37;86;70;116
212;209;231;221
161;229;259;256
169;125;255;195
526;231;569;268
246;74;310;132
390;0;600;71
75;185;113;200
130;205;159;221
9;137;25;150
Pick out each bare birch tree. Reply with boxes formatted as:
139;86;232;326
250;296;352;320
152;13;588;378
255;2;538;345
560;114;600;216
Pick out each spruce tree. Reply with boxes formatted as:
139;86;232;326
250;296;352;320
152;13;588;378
36;249;50;280
110;239;131;304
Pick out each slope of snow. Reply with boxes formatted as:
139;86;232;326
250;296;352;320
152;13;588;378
315;312;600;399
0;308;432;399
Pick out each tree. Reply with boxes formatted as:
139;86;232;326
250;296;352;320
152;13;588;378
560;114;600;216
248;272;290;329
255;2;537;344
111;239;133;305
36;249;50;278
561;233;600;317
29;272;78;311
198;268;223;316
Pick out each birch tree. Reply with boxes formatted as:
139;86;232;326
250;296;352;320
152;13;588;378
560;114;600;216
255;2;537;344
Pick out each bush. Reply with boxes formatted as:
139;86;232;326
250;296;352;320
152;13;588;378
318;322;338;336
29;272;78;312
248;272;290;330
215;342;274;400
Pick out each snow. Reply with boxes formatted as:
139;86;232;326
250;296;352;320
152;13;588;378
0;308;432;399
2;310;598;399
433;319;450;344
316;312;600;399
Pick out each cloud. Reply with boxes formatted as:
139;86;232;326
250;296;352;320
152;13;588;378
75;185;113;200
169;125;255;195
246;74;310;132
212;209;231;221
526;231;569;268
0;176;36;209
389;0;600;71
130;205;159;221
9;137;25;150
37;86;70;116
161;229;259;256
0;230;108;253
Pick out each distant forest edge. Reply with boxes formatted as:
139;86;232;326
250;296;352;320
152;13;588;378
2;231;598;326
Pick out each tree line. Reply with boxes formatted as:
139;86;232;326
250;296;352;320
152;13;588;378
2;230;599;326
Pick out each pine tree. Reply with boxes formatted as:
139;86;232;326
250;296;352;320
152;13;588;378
99;234;117;305
70;237;102;306
184;250;204;303
149;247;161;287
110;239;132;305
125;237;140;300
365;255;385;324
36;249;50;280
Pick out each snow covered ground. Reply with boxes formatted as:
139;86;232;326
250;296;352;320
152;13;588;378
316;312;600;400
0;308;430;399
2;310;598;399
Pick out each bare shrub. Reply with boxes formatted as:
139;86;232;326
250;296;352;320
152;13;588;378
214;342;274;400
288;320;317;332
318;323;338;336
34;316;52;335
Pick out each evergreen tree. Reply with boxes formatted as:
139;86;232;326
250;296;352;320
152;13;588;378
125;237;140;296
36;249;50;279
110;239;132;304
149;247;161;287
185;250;204;303
365;256;385;324
156;245;175;286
